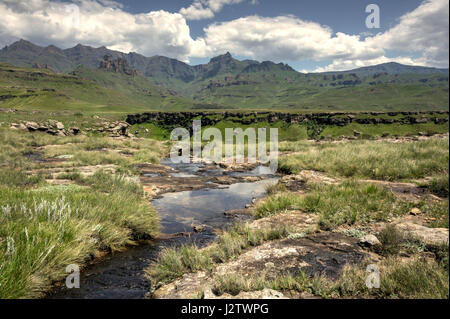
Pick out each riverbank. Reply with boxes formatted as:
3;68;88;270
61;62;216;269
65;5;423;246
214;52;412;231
1;110;448;299
0;127;165;298
148;134;449;299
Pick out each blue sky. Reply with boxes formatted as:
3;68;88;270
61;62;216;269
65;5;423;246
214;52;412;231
0;0;448;71
114;0;423;37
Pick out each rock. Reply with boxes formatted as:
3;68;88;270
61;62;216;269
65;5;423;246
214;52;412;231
224;209;252;216
358;234;381;247
409;208;421;216
25;121;38;131
99;55;140;76
56;155;74;159
153;232;367;299
193;225;207;233
11;123;27;130
394;222;449;246
55;122;64;130
353;130;361;136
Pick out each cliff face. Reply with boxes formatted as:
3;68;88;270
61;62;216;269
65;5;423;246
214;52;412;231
126;111;449;127
99;55;140;76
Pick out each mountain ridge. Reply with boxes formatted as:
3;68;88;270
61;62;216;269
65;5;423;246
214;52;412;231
2;40;448;79
0;40;448;111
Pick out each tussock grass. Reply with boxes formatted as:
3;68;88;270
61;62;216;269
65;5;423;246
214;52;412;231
0;172;158;298
146;223;291;287
0;128;165;299
426;200;449;228
335;258;449;299
279;138;449;181
256;181;413;230
376;225;427;256
212;257;449;299
428;175;449;198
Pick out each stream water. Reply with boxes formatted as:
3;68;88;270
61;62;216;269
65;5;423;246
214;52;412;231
48;160;278;299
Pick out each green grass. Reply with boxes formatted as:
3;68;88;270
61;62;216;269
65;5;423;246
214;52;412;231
427;175;449;198
0;63;193;112
256;181;414;230
279;138;449;180
0;173;158;298
146;223;291;287
211;256;449;299
319;122;449;139
0;126;166;298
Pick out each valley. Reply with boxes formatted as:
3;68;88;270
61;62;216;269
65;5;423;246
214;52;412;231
0;40;448;112
0;39;448;300
0;107;448;299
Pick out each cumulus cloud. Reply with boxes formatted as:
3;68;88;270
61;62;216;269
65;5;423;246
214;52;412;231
370;0;449;68
197;0;449;70
0;0;447;71
180;0;246;20
200;15;384;62
0;0;206;61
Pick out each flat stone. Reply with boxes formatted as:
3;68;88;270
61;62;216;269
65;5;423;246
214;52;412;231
358;234;381;247
394;222;449;246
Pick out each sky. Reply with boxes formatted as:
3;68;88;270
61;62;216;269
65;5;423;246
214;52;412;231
0;0;448;71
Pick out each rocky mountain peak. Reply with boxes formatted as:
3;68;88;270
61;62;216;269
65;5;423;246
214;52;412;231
209;52;234;64
99;55;140;76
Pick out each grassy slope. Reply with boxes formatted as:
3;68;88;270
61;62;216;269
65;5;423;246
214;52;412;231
182;70;449;111
2;62;448;113
0;63;194;113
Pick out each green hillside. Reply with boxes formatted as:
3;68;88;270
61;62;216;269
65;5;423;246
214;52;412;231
181;63;449;111
0;40;448;112
0;63;193;112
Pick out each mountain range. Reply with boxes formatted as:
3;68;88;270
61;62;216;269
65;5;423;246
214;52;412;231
0;39;448;111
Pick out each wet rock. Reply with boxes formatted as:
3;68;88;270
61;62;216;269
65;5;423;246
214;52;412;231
358;234;381;247
153;232;368;299
193;225;207;233
224;209;253;216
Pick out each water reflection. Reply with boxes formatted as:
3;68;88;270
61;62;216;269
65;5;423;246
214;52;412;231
153;178;278;233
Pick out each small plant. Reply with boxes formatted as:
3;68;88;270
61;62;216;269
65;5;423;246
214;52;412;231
377;225;404;256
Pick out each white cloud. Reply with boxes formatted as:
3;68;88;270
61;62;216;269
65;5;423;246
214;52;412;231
199;15;384;61
179;2;214;20
370;0;449;68
0;0;206;61
197;0;449;70
180;0;246;20
0;0;447;71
